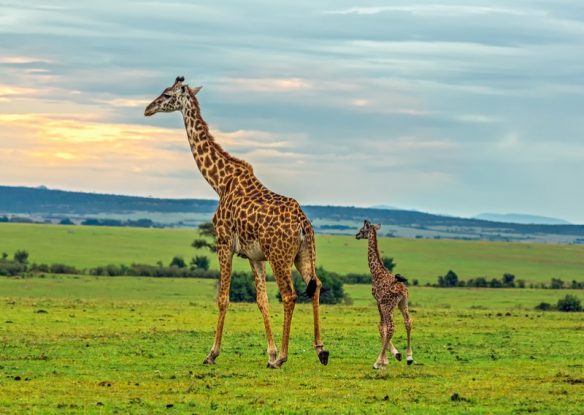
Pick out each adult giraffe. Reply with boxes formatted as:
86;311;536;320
144;76;329;368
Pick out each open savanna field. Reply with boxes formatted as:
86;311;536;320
2;223;584;284
0;223;583;414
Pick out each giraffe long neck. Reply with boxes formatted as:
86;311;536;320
181;92;252;196
367;228;393;283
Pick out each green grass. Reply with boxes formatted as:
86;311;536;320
0;275;582;414
2;223;584;284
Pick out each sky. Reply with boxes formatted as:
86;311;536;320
1;1;583;223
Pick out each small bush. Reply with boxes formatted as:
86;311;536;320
557;295;582;312
382;257;396;272
342;273;371;284
535;302;553;311
227;272;256;302
191;256;210;271
14;250;29;264
0;261;27;276
169;256;186;268
550;278;565;289
49;263;80;274
437;270;458;287
489;278;503;288
277;267;348;305
502;273;516;288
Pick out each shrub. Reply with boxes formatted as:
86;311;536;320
227;272;256;302
550;278;564;289
437;270;458;287
191;256;210;271
277;267;348;305
342;273;371;284
502;273;516;288
14;250;29;264
169;256;186;268
489;278;503;288
535;302;553;311
466;277;488;288
0;261;27;276
557;295;582;312
49;263;80;274
198;222;216;238
30;263;50;273
382;257;396;272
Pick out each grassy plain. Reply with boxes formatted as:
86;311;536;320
0;276;583;414
2;223;584;284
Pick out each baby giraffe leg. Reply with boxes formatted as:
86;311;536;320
373;321;388;369
389;340;402;362
399;296;413;365
373;305;394;369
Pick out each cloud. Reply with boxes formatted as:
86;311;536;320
1;0;584;221
323;5;549;18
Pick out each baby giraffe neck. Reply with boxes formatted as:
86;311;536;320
367;228;395;284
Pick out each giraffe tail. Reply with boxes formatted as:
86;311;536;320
300;218;319;298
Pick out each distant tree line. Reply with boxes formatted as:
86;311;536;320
0;250;216;278
0;250;349;304
432;270;584;289
0;215;163;228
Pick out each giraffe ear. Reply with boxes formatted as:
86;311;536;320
364;219;370;226
373;223;381;230
191;86;203;95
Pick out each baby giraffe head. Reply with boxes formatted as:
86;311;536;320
355;220;381;239
144;76;202;116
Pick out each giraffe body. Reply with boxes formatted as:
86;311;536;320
145;77;328;368
356;220;413;369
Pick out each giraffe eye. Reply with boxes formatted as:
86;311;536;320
162;93;172;98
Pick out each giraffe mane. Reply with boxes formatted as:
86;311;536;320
186;87;254;173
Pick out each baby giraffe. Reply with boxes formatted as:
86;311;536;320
356;220;413;369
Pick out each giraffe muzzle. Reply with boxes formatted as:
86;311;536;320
144;104;157;117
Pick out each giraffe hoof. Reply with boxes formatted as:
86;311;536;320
395;352;402;361
407;358;414;366
373;362;386;370
203;355;216;365
318;350;329;366
267;360;282;369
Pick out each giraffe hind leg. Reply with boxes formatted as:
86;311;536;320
294;251;328;365
399;296;414;365
267;261;297;369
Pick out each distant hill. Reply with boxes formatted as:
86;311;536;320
369;204;400;210
1;185;583;244
475;213;571;225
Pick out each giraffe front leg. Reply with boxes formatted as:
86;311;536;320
374;306;394;369
204;245;233;365
373;321;388;369
250;260;278;365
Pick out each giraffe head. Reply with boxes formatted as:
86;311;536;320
144;76;202;116
355;220;381;239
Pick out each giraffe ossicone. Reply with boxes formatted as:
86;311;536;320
145;76;328;368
